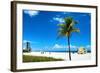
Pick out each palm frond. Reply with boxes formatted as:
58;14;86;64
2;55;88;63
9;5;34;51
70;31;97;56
58;24;69;32
57;16;80;39
58;24;65;28
71;28;80;33
68;20;78;30
56;31;66;39
64;17;73;27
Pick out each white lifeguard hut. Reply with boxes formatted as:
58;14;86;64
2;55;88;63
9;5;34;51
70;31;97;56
77;47;87;54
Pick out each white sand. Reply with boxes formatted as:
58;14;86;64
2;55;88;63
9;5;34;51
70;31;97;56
23;52;91;61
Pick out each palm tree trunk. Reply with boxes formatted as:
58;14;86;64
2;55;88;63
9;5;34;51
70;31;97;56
68;36;71;60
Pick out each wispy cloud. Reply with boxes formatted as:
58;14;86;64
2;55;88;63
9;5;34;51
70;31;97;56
23;40;38;44
70;45;78;49
56;15;61;17
24;10;39;17
85;45;91;48
52;44;78;49
23;40;31;43
62;12;68;15
53;44;64;49
53;17;64;23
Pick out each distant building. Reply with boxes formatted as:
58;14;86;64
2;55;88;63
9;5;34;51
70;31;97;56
23;42;32;52
77;47;87;54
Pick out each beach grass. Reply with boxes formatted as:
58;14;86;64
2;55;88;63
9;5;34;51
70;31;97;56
23;55;64;62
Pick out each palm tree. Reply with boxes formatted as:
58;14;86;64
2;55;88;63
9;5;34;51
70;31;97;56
57;17;80;61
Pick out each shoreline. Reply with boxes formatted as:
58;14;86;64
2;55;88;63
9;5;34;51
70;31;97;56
23;51;91;61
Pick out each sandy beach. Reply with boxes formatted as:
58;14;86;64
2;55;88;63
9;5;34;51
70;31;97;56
23;52;91;61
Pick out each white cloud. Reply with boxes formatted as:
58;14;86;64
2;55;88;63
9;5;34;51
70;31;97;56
23;40;38;44
52;44;79;49
62;12;72;15
53;17;64;23
52;44;91;50
56;15;61;17
86;45;91;48
24;10;39;17
70;45;78;49
23;40;29;43
53;44;63;49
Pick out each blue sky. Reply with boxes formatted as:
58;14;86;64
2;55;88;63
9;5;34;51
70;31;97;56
22;10;91;52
